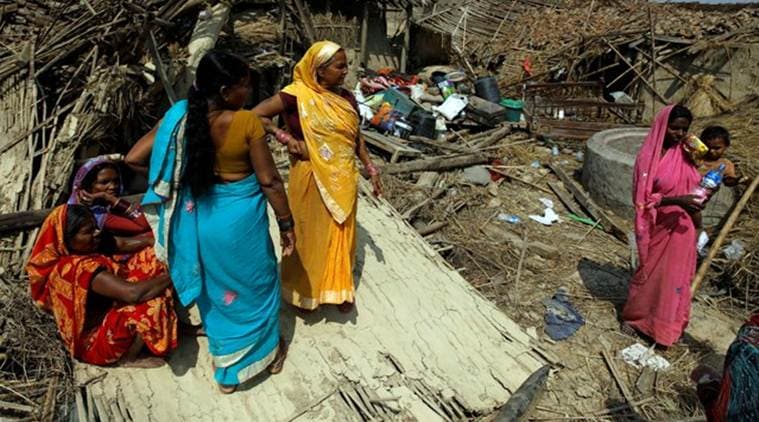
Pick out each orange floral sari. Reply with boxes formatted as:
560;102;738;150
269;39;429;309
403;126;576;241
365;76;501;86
26;205;177;365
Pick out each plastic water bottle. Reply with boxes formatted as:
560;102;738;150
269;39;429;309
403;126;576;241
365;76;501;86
692;163;726;204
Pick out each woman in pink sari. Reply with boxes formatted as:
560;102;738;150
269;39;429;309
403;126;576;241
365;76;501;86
622;104;705;347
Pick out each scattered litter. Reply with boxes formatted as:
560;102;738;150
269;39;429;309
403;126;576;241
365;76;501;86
551;146;560;156
497;214;522;224
620;343;671;371
723;239;746;261
434;94;468;120
575;151;584;162
610;91;635;104
538;198;554;209
542;287;585;341
697;231;709;257
462;165;492;186
529;199;560;226
531;160;542;169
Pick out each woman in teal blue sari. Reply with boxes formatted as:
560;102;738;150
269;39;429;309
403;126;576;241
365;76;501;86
126;51;295;393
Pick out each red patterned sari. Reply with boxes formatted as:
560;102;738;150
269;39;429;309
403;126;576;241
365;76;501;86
26;205;177;365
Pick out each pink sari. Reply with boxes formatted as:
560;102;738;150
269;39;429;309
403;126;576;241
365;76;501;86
623;105;701;346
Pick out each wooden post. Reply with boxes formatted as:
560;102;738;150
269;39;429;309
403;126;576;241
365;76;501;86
648;6;657;117
400;2;412;73
292;0;316;45
279;0;287;55
359;2;369;68
691;175;759;295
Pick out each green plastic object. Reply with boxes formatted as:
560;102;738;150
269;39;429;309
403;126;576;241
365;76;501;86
383;87;417;117
500;98;523;122
567;213;604;230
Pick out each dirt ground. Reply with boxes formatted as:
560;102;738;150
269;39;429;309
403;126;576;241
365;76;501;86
379;136;747;421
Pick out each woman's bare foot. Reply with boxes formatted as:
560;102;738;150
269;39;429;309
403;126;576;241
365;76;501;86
296;305;317;315
620;322;637;337
218;384;237;394
269;337;288;375
119;356;166;369
337;301;354;314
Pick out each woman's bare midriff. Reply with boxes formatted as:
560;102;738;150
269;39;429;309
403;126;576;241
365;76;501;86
215;171;253;183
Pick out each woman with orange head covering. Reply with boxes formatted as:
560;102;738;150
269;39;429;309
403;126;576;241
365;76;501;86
254;41;382;313
26;204;177;367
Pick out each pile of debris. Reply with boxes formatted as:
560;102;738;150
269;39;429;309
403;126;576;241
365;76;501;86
0;1;218;419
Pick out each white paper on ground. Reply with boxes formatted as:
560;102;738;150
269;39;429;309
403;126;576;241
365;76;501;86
529;207;560;226
620;342;671;371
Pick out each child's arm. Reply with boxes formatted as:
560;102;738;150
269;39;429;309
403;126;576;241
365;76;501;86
722;160;740;187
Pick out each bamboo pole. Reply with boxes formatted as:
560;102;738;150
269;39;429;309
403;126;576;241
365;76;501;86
691;175;759;295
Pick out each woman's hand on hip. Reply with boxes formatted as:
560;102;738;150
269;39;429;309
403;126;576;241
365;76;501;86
280;230;295;257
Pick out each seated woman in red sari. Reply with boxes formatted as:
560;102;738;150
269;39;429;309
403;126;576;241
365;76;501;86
26;204;178;367
68;155;151;237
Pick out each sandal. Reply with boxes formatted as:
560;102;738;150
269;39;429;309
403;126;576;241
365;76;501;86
620;322;638;337
269;337;288;375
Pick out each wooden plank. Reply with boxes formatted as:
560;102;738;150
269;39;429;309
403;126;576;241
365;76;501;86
547;163;627;243
547;181;586;217
73;193;544;421
0;194;144;234
602;349;640;414
380;154;489;175
362;131;423;161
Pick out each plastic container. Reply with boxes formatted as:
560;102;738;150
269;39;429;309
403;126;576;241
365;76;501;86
383;87;416;117
497;213;521;224
500;98;523;122
410;110;437;139
691;163;726;204
683;134;709;161
435;94;468;120
474;76;501;103
393;121;412;139
437;79;456;99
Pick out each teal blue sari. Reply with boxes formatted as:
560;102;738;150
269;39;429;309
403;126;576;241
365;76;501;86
142;101;280;385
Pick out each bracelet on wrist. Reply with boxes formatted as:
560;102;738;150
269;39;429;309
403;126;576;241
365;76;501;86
111;199;130;214
277;217;294;232
274;129;290;145
365;163;380;176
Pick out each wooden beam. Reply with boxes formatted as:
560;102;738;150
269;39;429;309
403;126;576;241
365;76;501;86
547;163;627;243
0;194;144;234
400;3;412;73
380;153;489;175
359;1;369;67
547;181;586;217
291;0;316;45
602;38;668;105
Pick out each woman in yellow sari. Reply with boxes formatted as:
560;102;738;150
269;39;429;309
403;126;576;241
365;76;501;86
254;41;381;313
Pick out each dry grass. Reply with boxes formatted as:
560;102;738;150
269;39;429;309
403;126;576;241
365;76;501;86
0;279;73;421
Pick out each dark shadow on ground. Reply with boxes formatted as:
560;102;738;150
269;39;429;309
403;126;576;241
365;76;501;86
168;331;200;377
603;396;647;422
577;258;631;319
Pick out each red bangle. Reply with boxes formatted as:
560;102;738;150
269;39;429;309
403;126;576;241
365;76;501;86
274;129;290;145
366;163;380;176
